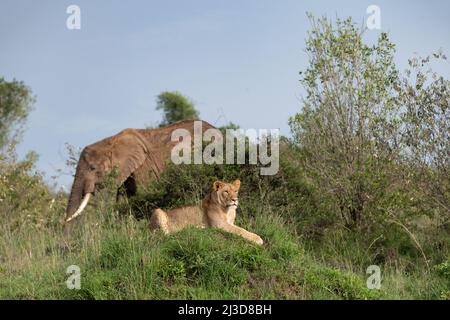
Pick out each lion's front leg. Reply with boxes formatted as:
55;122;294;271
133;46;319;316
215;222;264;245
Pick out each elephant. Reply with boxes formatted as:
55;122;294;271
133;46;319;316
63;119;215;238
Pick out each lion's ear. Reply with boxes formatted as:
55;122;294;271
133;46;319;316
233;179;241;190
213;180;224;191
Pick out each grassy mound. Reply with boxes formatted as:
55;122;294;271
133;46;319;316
0;211;379;300
1;152;447;300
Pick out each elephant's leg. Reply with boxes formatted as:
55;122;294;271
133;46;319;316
116;175;137;202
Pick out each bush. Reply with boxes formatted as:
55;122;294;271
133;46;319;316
0;150;66;232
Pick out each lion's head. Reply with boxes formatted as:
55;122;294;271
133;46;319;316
210;179;241;209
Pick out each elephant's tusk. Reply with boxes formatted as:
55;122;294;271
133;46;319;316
66;193;92;222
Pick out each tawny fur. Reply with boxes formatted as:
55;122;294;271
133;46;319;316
149;180;264;245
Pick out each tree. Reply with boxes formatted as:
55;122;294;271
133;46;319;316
0;78;35;151
289;15;402;227
398;52;450;217
289;15;450;229
156;91;199;127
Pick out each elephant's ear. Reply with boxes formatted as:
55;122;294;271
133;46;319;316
111;130;148;183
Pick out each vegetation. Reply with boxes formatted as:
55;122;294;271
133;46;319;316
0;15;448;299
0;78;35;152
156;91;200;127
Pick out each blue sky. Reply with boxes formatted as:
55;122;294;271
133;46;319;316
1;0;449;190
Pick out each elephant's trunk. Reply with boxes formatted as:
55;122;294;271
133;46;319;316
64;159;94;238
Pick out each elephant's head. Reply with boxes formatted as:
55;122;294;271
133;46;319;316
64;129;157;235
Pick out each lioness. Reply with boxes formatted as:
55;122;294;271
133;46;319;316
149;180;264;245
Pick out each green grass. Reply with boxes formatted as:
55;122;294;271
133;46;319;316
2;203;446;300
0;158;448;300
0;209;359;299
